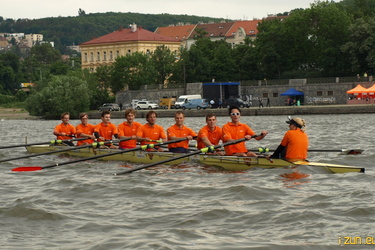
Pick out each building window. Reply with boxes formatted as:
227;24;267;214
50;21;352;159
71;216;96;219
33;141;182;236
97;52;100;61
109;51;113;61
116;50;120;58
90;52;94;62
84;53;88;62
273;93;278;97
127;49;131;55
146;49;151;56
328;90;333;96
103;51;107;61
317;91;323;96
263;93;269;98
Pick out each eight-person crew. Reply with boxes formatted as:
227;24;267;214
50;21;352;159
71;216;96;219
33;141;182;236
197;113;224;155
75;113;96;146
222;106;268;157
136;111;167;151
267;117;308;161
118;108;142;149
53;112;76;146
94;111;119;149
167;111;197;153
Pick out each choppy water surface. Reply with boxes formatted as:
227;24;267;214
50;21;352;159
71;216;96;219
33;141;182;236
1;114;375;249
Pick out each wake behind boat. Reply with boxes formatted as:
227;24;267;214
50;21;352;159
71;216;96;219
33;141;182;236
25;145;365;174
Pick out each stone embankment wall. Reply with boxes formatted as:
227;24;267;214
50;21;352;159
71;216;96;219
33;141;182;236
115;80;373;107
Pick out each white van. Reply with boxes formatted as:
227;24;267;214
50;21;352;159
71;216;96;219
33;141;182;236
175;95;202;108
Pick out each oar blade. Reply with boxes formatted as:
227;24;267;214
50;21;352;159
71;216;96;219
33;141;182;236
12;166;43;172
341;149;363;155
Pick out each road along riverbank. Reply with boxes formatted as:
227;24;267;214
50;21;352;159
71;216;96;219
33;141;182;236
88;104;375;119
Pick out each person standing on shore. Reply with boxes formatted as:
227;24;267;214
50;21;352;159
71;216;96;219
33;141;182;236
118;108;142;149
266;97;271;107
222;106;268;157
267;117;308;161
53;112;76;146
75;113;95;146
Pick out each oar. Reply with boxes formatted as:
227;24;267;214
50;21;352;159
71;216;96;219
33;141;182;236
251;147;363;155
0;138;132;163
11;138;189;172
0;137;89;150
114;136;256;175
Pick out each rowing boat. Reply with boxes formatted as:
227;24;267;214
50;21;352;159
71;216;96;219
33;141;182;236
25;145;365;173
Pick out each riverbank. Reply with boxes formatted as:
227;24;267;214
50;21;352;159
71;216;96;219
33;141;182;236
1;104;374;120
88;104;375;119
0;108;41;120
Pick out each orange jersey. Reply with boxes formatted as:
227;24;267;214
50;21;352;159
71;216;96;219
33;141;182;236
76;123;95;146
94;122;118;141
54;123;76;141
222;122;255;155
167;124;197;149
280;129;309;160
136;123;167;145
118;121;142;148
197;125;222;149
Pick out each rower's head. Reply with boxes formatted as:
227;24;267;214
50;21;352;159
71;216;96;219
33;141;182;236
174;111;185;126
205;113;217;128
125;108;136;123
286;117;306;131
61;112;70;124
146;111;157;125
79;113;89;125
228;106;241;123
101;111;111;124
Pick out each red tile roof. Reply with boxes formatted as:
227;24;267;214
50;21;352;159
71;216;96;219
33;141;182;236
225;20;261;37
154;24;196;41
80;26;180;46
190;22;235;38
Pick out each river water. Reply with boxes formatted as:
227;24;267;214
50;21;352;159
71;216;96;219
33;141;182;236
0;114;374;249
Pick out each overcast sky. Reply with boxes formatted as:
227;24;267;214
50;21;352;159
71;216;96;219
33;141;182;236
2;0;339;20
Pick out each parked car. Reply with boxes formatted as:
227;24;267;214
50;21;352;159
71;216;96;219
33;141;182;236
136;101;159;110
224;98;250;108
98;103;120;112
181;99;209;110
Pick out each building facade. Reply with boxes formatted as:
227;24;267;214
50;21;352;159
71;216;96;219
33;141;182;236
79;24;182;72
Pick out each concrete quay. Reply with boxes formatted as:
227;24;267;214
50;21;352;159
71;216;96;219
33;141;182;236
88;104;375;119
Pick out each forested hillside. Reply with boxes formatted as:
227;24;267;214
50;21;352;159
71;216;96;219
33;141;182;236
0;12;224;46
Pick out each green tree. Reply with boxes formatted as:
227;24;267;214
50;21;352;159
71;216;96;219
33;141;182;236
25;75;90;119
110;52;156;91
150;45;176;85
232;38;261;80
342;17;375;75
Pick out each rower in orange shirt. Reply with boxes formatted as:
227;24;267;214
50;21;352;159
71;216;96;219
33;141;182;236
94;111;119;149
118;108;142;149
136;111;167;151
197;113;224;155
75;113;96;146
222;106;267;157
267;117;308;161
167;111;197;153
53;112;76;146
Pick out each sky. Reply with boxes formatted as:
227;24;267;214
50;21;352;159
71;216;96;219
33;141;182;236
1;0;340;21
